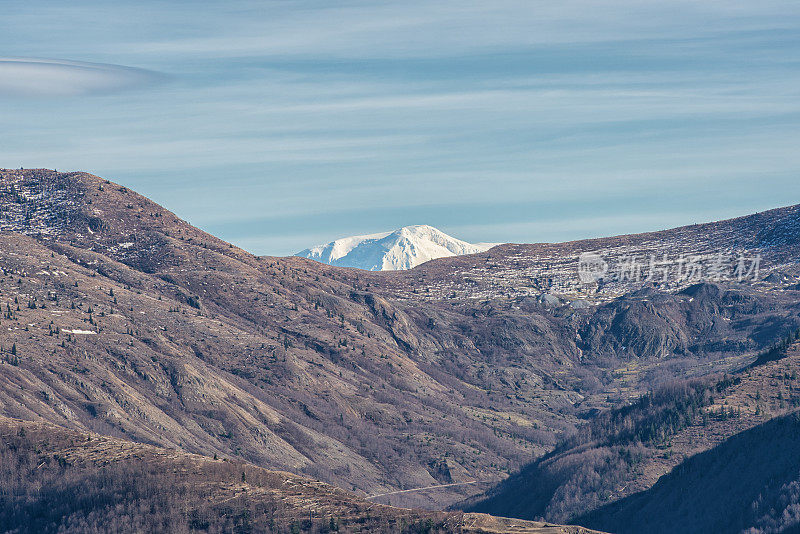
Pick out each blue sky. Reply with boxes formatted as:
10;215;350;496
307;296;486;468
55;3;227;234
2;1;800;255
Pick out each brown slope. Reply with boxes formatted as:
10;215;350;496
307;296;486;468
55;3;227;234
2;168;800;512
0;416;605;534
0;169;587;508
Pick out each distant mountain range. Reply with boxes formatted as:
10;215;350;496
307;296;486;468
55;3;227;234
295;224;496;270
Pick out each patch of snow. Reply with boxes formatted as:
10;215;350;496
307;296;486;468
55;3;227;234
63;329;96;335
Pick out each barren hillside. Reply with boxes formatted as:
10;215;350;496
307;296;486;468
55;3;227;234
1;168;799;510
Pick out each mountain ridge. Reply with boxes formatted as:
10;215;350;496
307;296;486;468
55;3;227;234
3;168;800;512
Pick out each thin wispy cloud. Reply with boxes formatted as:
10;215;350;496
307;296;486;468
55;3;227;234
124;1;800;59
1;1;799;254
0;58;162;97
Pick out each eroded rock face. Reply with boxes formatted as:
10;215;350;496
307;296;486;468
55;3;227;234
369;204;800;302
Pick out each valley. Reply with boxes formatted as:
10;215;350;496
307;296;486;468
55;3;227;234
2;168;800;531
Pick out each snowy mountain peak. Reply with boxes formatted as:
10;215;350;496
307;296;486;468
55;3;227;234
296;225;496;271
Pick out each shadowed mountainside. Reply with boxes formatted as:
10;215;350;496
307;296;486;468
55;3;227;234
576;411;800;534
467;339;800;525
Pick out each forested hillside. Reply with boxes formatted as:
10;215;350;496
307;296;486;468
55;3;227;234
578;411;800;534
467;339;800;523
0;416;603;534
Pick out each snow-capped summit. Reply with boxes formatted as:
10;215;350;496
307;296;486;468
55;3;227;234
296;225;496;271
